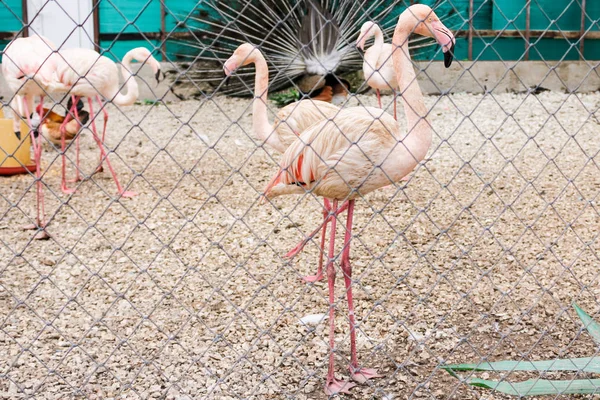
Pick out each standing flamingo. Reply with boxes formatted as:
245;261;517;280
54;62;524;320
223;43;341;282
47;47;162;196
264;5;455;395
357;21;399;119
3;35;59;240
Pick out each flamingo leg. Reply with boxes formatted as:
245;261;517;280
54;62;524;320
324;199;355;396
21;96;49;240
302;198;330;283
95;95;108;173
68;95;83;183
342;200;382;384
376;89;382;109
60;99;76;194
87;98;136;198
285;200;349;270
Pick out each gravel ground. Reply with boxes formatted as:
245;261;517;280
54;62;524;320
1;90;600;399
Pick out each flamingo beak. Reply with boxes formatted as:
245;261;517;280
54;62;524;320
223;60;238;87
356;39;365;53
431;20;455;68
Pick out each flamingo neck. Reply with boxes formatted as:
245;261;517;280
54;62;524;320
392;17;431;153
112;51;140;106
364;26;384;75
251;52;284;152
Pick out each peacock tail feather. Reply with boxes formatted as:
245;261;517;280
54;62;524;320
170;0;465;96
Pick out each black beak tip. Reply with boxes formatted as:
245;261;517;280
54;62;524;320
444;43;455;68
155;70;161;83
224;75;231;87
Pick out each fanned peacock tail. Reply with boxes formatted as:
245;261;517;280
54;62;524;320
171;0;464;96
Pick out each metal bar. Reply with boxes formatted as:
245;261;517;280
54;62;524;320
0;32;18;40
525;0;531;60
97;29;600;42
580;0;587;59
468;0;473;61
93;0;100;52
160;0;166;60
21;0;28;37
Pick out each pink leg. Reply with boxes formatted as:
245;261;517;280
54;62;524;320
59;100;76;194
286;200;349;262
342;200;382;383
95;95;108;173
302;199;330;283
87;98;136;198
21;97;49;239
376;89;382;109
324;200;356;396
68;95;82;183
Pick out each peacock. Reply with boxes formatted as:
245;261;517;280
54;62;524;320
170;0;464;99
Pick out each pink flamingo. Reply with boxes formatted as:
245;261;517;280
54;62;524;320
47;47;161;196
223;43;341;283
3;35;59;240
357;21;399;119
264;5;455;395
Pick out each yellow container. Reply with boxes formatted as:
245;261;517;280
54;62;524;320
0;111;36;175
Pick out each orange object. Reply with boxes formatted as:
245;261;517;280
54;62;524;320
0;113;36;176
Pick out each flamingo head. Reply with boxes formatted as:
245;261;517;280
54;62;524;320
129;47;163;83
223;43;260;77
356;21;377;52
405;4;456;67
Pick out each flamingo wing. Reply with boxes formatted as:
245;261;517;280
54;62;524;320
265;106;399;199
273;99;340;149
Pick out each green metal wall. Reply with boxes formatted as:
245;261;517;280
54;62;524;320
102;0;600;62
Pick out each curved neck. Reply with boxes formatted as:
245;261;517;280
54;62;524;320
372;25;385;49
112;51;140;106
363;25;384;73
251;51;284;152
392;13;430;144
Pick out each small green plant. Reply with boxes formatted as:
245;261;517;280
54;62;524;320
269;89;300;107
443;303;600;395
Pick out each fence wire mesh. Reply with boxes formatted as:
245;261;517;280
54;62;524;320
1;0;600;399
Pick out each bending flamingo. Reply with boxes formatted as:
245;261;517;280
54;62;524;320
3;35;59;239
357;21;399;119
264;5;455;395
223;43;341;282
30;98;89;145
47;47;161;196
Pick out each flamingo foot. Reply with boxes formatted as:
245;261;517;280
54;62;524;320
34;229;50;240
67;176;83;183
349;367;383;384
119;190;137;198
61;184;76;195
324;377;356;396
301;273;323;283
94;165;104;174
22;224;50;239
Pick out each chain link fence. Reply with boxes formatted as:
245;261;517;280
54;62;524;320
1;0;600;398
